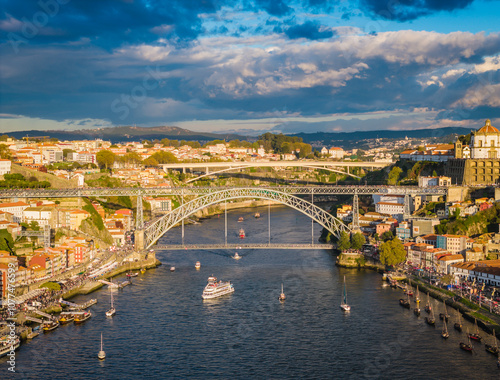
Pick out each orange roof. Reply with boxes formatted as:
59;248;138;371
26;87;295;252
0;201;29;208
477;119;499;133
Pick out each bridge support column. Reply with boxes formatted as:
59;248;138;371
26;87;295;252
134;229;145;251
44;224;51;248
352;193;360;230
403;194;411;220
206;167;209;175
136;195;144;230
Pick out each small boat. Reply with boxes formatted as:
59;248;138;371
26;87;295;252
170;266;175;272
239;229;245;239
98;333;106;360
59;313;75;324
485;329;499;355
106;289;116;318
425;307;436;326
468;319;482;342
424;293;432;314
238;216;244;222
460;330;474;352
404;281;413;297
279;283;286;302
140;268;146;274
202;276;235;299
340;276;351;312
0;336;20;358
27;326;40;339
42;319;59;332
74;311;92;324
195;261;201;270
454;313;463;332
233;253;241;260
399;298;410;308
439;300;450;322
442;320;450;339
414;285;420;303
254;213;260;218
414;307;421;316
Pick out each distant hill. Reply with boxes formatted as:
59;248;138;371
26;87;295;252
6;125;472;145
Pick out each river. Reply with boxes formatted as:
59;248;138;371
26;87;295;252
2;205;499;379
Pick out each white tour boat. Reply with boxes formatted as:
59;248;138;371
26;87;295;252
233;253;241;260
202;276;235;299
0;335;20;358
195;261;201;270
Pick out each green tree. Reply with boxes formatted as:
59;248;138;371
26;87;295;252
432;170;438;177
387;167;402;185
63;149;75;159
0;229;14;253
0;144;11;159
96;150;116;170
380;230;394;242
338;231;351;251
161;138;170;146
351;232;365;251
150;151;178;164
379;238;406;266
143;157;159;167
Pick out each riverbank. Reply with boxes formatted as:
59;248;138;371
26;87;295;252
403;277;500;336
336;252;385;271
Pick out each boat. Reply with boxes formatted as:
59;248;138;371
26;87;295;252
170;266;176;272
127;272;139;277
202;276;235;299
414;307;421;316
399;298;410;308
439;300;450;322
425;307;436;326
424;293;432;314
414;285;420;303
239;229;245;238
454;313;463;332
238;216;244;222
279;283;286;302
460;330;474;352
106;289;116;318
340;276;351;312
98;333;106;360
468;319;482;342
140;268;146;274
74;311;92;324
0;335;20;358
485;329;499;355
42;319;59;332
442;320;450;339
59;312;75;324
254;213;260;218
195;261;201;270
404;281;413;297
233;253;241;260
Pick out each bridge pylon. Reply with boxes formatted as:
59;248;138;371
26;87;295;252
135;229;145;251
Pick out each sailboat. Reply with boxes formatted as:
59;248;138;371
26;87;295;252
424;293;432;314
399;292;410;308
106;289;116;318
425;306;436;326
442;319;450;339
98;333;106;360
439;300;450;322
414;295;421;316
279;283;286;302
414;285;420;303
340;276;351;312
454;313;463;332
485;329;499;355
468;319;482;342
460;329;474;352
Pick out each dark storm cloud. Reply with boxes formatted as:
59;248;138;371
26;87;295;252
284;21;336;40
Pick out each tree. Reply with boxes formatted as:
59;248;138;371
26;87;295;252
432;170;438;177
63;149;75;159
379;238;406;266
143;157;159;167
161;138;170;146
0;229;14;253
338;231;351;251
96;150;116;170
380;230;394;242
351;232;365;251
150;151;178;164
387;167;402;185
0;144;12;159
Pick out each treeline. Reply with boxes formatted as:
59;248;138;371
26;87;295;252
0;173;51;189
257;133;312;157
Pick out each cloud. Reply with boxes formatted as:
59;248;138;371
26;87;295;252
284;20;335;40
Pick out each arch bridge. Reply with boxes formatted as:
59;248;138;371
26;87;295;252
138;187;349;250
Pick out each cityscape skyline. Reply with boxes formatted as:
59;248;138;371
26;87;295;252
1;0;500;134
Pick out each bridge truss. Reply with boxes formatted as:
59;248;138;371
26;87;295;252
143;188;349;250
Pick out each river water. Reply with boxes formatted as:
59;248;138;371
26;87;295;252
2;205;500;379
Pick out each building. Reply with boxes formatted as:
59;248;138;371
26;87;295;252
0;201;29;223
23;206;53;227
436;234;467;255
0;159;11;175
450;260;500;286
328;147;344;159
447;120;500;185
375;202;405;222
437;254;464;274
418;176;451;187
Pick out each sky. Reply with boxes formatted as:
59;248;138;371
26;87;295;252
1;0;500;136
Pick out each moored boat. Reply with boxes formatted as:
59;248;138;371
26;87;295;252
239;229;245;238
42;319;59;332
202;276;235;299
425;307;436;326
414;285;420;303
233;253;241;260
468;319;482;342
442;320;450;339
170;266;176;272
279;283;286;302
439;300;450;322
106;289;116;318
414;307;421;316
254;213;260;218
460;330;474;352
399;298;410;308
424;293;432;314
485;329;499;355
238;216;244;222
27;326;40;339
74;311;92;324
340;276;351;312
140;268;146;274
59;312;75;324
454;313;463;332
195;261;201;270
0;335;20;358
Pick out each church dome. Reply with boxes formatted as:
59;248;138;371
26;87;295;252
477;119;499;133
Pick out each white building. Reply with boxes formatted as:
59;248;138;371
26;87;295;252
0;201;29;223
470;119;500;159
375;202;405;222
23;206;53;226
0;159;11;175
418;176;452;187
328;147;344;159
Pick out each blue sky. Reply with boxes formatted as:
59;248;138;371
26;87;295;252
1;0;500;135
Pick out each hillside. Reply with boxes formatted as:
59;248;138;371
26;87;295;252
11;164;78;188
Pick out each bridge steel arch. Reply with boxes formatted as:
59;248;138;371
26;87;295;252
143;187;349;250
